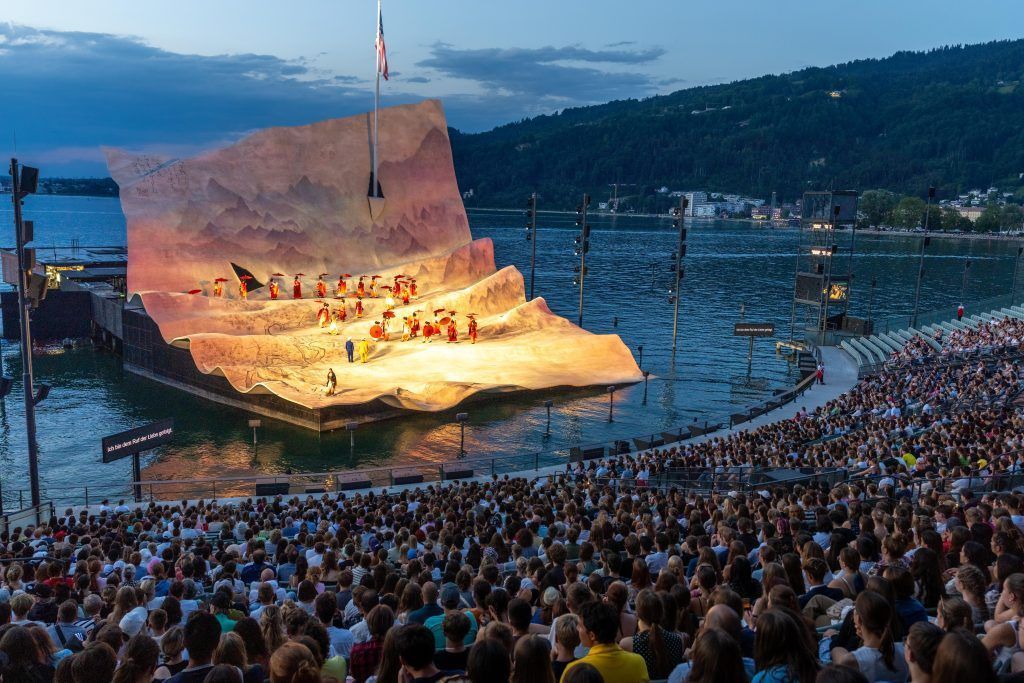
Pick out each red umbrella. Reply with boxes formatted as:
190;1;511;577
433;308;446;315
239;275;253;281
294;273;306;277
371;275;382;279
382;311;396;319
187;289;202;295
341;273;352;278
213;277;229;282
382;285;392;291
318;273;329;277
448;310;457;315
271;272;285;277
438;316;451;326
467;313;479;316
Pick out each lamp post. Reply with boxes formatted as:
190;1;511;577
345;421;358;462
574;194;591;327
247;419;261;460
543;400;552;438
642;371;650;405
456;412;468;457
607;386;616;422
911;187;935;329
10;158;42;508
636;345;643;368
525;193;538;300
671;197;689;353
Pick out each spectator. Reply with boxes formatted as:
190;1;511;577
562;601;648;683
551;614;580;682
512;635;554;683
268;641;320;683
166;612;222;683
112;634;161;683
931;628;998;683
350;604;395;683
394;623;448;682
620;589;682;679
830;591;909;682
904;622;943;683
753;609;819;683
434;610;471;672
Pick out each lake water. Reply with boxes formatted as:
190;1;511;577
0;195;1018;505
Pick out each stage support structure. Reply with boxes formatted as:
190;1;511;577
671;197;689;353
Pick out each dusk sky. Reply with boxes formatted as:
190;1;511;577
3;1;1023;175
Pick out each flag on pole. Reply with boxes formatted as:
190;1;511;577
375;2;389;81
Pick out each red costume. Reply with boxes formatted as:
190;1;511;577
317;305;330;328
337;279;347;296
293;278;302;299
468;318;478;344
423;322;434;341
338;306;347;322
268;280;279;300
213;282;223;298
315;279;327;299
410;317;420;337
402;286;410;305
357;280;366;297
355;299;364;317
238;280;248;300
447;320;458;343
410;282;418;298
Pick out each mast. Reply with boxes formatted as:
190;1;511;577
372;0;381;198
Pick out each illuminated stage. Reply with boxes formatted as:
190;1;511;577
107;100;641;430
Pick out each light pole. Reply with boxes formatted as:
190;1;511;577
573;194;591;327
1013;245;1023;301
607;386;615;422
636;345;643;368
642;371;650;405
525;193;538;300
671;197;689;353
456;412;468;457
10;158;42;508
345;421;358;462
911;187;935;329
961;259;971;304
543;400;552;438
248;419;261;460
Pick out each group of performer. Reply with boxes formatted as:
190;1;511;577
207;273;419;303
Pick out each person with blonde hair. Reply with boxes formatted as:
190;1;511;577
154;626;188;680
112;634;161;683
269;641;321;683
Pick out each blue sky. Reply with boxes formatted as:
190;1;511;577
2;0;1023;175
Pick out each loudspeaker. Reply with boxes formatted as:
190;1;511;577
254;482;289;497
19;166;39;195
26;271;48;308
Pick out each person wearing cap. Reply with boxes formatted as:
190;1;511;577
425;584;478;649
346;337;355;363
26;583;57;624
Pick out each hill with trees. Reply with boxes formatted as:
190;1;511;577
449;40;1024;212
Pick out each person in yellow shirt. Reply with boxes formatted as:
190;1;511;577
561;602;649;683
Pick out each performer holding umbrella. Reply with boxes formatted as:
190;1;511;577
212;277;228;298
370;275;382;298
357;277;366;298
468;314;479;344
381;310;396;340
238;274;252;300
269;273;284;300
293;274;305;299
443;311;458;343
315;274;328;299
409;278;418;298
355;296;364;317
410;311;421;338
337;274;351;297
316;301;330;328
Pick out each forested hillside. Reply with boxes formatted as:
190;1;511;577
449;40;1024;211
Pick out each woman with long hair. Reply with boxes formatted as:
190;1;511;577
233;617;271;672
368;627;401;683
620;589;683;679
0;625;53;683
396;582;423;625
603;582;636;639
931;628;998;683
955;564;991;627
753;609;820;683
830;591;909;682
685;627;747;683
511;635;554;683
908;547;946;609
261;604;288;655
112;634;160;683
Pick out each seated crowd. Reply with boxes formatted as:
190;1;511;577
0;317;1023;683
893;312;1024;363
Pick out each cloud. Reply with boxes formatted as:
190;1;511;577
404;76;431;83
604;41;636;48
0;23;384;173
416;43;665;102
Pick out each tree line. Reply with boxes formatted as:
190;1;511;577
859;189;1024;232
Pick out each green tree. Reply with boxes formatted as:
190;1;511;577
975;205;1002;232
940;207;971;232
1000;204;1024;231
892;197;927;229
860;190;898;227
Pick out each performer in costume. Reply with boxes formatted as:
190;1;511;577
410;313;420;338
356;338;372;363
212;281;223;298
357;278;366;297
468;317;479;344
238;279;248;300
355;298;364;317
410;281;418;298
401;318;411;342
401;285;411;305
337;305;347;323
315;276;327;299
317;303;330;328
328;311;340;335
422;320;434;343
325;368;337;396
447;315;458;343
337;276;347;296
384;290;396;311
370;279;379;298
268;279;280;300
293;276;302;299
381;316;390;341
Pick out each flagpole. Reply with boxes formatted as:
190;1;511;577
372;0;381;198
